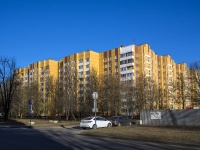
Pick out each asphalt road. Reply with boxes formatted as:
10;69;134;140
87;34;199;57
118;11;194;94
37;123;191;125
0;126;199;150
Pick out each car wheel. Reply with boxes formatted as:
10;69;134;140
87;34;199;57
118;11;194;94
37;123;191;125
118;123;121;126
92;124;97;129
107;123;111;127
82;127;86;129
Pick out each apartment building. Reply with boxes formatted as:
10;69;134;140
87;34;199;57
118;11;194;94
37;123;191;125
16;43;193;115
17;59;58;100
100;47;120;76
58;50;100;95
119;44;190;111
16;67;29;86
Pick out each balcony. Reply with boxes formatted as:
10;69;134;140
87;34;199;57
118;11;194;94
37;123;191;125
78;69;84;72
120;76;134;81
85;74;90;77
79;75;84;78
120;62;134;69
120;55;134;61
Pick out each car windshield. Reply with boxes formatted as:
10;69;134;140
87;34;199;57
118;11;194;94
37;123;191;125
110;116;119;120
83;117;93;120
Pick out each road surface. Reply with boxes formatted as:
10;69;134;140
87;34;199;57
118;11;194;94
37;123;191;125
0;126;199;150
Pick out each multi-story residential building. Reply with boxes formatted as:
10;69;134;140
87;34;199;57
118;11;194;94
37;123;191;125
16;43;196;116
58;50;100;96
100;47;120;76
119;44;134;82
17;58;58;88
27;59;59;95
16;67;29;86
16;59;58;115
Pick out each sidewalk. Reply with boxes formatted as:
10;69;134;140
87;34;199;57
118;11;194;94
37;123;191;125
0;118;80;128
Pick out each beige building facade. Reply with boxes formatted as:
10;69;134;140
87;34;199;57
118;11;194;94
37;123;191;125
17;58;59;99
17;43;194;113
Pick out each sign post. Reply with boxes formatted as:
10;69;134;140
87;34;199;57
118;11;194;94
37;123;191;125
92;92;98;129
28;100;34;127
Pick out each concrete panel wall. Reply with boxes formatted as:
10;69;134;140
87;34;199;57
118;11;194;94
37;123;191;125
140;109;200;125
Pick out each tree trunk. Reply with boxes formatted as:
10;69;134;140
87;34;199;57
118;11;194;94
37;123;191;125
71;110;76;121
4;109;9;121
65;110;69;120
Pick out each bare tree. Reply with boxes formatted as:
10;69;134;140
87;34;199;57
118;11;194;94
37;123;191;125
10;84;27;119
12;76;42;118
173;73;190;109
25;81;41;117
146;78;157;110
133;75;148;111
63;62;78;121
189;61;200;107
98;74;108;116
155;87;166;110
120;79;134;117
99;75;121;117
0;56;20;121
81;67;100;118
45;76;59;119
133;75;157;112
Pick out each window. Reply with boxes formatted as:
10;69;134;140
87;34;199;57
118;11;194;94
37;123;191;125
79;65;83;69
86;64;89;68
127;73;133;77
120;60;126;65
127;52;132;56
128;59;133;63
121;74;126;78
120;67;126;72
79;59;83;63
121;52;133;58
86;58;90;62
120;54;125;58
79;72;83;75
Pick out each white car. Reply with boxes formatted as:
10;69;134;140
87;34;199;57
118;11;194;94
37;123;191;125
80;116;112;129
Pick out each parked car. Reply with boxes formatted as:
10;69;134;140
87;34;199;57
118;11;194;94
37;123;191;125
80;116;112;129
109;116;134;126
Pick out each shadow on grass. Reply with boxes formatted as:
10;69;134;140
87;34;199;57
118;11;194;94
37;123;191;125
140;124;200;131
0;118;31;128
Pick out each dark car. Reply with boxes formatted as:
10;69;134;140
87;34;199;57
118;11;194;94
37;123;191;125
109;116;134;126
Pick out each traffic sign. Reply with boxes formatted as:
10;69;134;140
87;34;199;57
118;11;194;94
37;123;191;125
28;100;34;105
92;108;98;113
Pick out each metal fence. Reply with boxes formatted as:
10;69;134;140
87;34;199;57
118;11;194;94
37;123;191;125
140;109;200;125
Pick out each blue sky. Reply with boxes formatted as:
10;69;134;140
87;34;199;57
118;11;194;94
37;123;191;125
0;0;200;68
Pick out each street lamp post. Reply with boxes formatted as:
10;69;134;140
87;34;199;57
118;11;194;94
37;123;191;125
92;92;98;129
28;100;34;127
